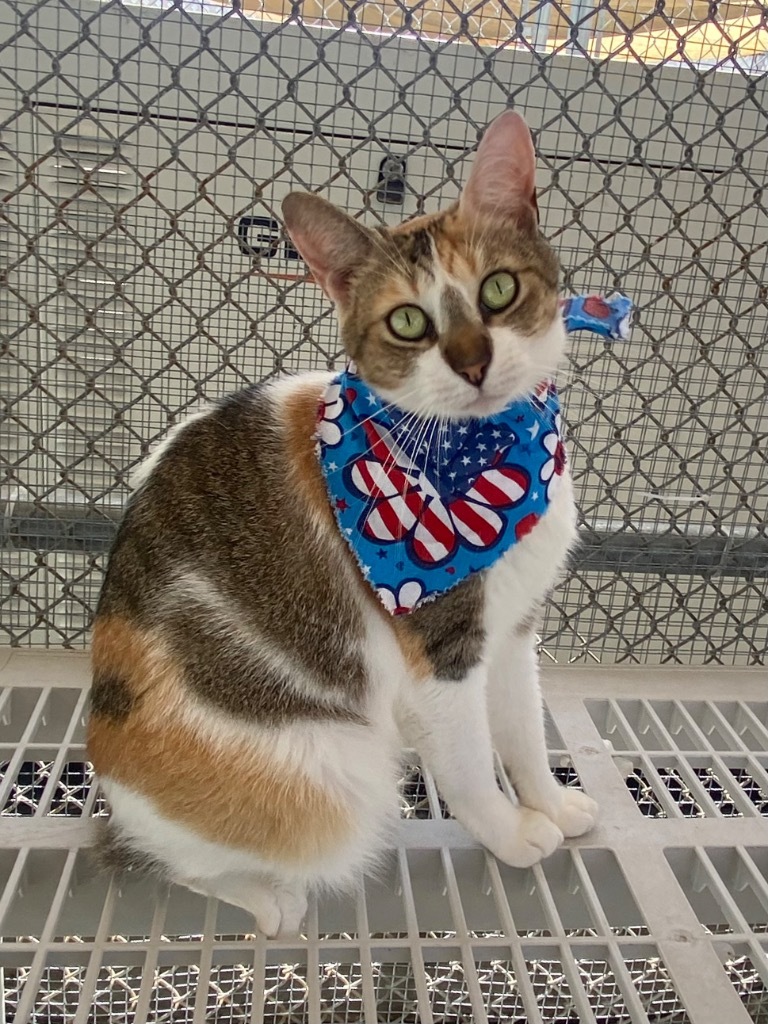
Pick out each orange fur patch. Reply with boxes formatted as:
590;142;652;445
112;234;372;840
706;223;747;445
390;210;443;236
92;616;150;686
281;379;337;530
376;277;421;308
90;616;177;707
391;206;478;280
89;612;351;862
392;621;432;682
89;711;350;862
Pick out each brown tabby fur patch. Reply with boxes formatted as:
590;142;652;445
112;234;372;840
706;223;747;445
400;575;485;682
93;384;368;727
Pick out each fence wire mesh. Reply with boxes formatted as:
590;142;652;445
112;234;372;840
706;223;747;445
0;0;766;663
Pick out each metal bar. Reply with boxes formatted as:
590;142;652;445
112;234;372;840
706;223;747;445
568;851;652;1023
483;853;546;1024
616;847;754;1024
192;897;219;1024
5;517;767;576
305;897;322;1024
11;848;80;1024
71;878;118;1024
34;687;90;816
249;928;268;1024
0;687;51;809
354;885;379;1024
529;861;601;1023
397;848;434;1024
129;887;169;1024
439;848;489;1024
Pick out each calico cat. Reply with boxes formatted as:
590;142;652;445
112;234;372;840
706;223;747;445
87;111;597;938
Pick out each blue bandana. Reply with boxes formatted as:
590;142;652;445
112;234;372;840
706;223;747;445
315;293;631;615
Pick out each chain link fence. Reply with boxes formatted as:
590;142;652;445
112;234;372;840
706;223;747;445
0;0;766;663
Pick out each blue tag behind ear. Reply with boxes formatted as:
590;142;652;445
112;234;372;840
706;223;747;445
561;294;633;341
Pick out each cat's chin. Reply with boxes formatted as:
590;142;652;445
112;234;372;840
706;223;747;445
374;387;542;422
454;390;527;419
373;363;558;420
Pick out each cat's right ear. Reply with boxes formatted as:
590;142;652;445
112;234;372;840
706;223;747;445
282;193;374;306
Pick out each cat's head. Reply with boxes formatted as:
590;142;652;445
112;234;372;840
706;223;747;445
282;111;562;419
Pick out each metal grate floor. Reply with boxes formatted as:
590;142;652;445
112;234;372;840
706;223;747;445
0;651;766;1023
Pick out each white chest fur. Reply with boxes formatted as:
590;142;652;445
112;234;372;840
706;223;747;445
483;468;578;652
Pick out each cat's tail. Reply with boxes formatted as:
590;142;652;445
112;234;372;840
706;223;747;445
91;816;171;882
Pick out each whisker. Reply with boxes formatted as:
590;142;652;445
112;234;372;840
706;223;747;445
363;408;435;559
352;407;421;468
330;384;424;443
367;228;412;278
389;410;438;559
357;409;422;530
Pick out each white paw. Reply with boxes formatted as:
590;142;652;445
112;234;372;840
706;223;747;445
554;789;598;838
275;891;308;939
250;892;282;938
492;807;564;868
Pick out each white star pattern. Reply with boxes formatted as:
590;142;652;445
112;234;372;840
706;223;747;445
461;455;471;466
367;393;378;406
477;443;487;452
328;461;338;471
491;429;501;439
458;425;468;435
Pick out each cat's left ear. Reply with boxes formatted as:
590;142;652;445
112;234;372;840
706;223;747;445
282;192;375;306
460;111;539;230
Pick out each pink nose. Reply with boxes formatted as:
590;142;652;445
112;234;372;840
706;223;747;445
460;361;489;387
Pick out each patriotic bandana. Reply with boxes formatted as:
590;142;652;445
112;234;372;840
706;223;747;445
316;293;631;615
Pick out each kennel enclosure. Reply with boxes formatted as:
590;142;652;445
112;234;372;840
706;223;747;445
0;0;767;1019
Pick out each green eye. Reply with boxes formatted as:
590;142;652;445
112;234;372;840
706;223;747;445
388;305;429;341
480;271;519;312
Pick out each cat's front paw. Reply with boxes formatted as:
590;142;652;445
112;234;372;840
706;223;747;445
553;789;598;838
492;807;564;868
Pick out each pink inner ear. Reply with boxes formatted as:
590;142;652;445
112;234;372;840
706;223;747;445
460;111;538;225
289;223;343;298
282;194;374;305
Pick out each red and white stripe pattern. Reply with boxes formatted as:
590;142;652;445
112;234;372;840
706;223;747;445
350;429;531;564
412;498;457;563
448;499;503;548
348;421;431;544
364;492;424;542
465;466;527;507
